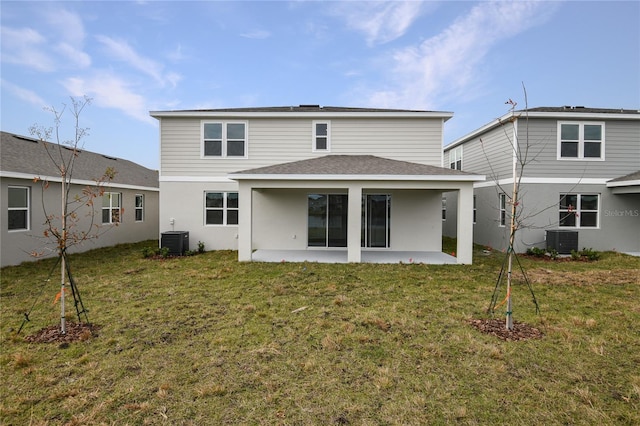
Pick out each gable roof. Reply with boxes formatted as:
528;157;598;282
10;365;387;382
607;170;640;187
150;105;453;120
0;131;158;189
229;155;483;182
445;105;640;151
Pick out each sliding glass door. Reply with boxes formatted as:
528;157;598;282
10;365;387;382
308;193;390;248
308;194;348;247
362;194;391;248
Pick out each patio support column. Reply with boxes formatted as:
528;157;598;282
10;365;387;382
237;181;253;261
456;183;474;264
347;185;362;262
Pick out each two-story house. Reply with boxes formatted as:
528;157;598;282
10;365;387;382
442;106;640;255
1;131;160;267
150;106;484;264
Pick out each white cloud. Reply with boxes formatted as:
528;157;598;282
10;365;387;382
1;9;91;71
1;79;47;107
47;9;91;69
55;42;92;68
240;29;271;40
333;1;425;45
62;72;154;124
46;9;86;46
0;26;55;72
363;1;556;108
166;43;185;62
165;72;183;88
96;35;179;87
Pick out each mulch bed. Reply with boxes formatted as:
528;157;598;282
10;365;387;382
469;318;543;341
25;320;542;343
24;322;100;344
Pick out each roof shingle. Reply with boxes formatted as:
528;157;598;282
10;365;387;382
231;155;477;177
156;105;441;114
521;106;639;114
1;131;158;188
608;170;640;183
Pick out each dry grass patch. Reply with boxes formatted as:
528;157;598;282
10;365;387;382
526;267;639;286
11;351;33;369
1;242;639;425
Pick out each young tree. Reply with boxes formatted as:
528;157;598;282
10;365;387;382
29;96;116;334
482;87;540;330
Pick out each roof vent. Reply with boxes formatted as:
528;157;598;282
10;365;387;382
102;155;117;161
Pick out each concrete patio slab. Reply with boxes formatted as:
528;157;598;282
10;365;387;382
251;249;457;264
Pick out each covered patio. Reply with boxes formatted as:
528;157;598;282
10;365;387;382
229;155;484;265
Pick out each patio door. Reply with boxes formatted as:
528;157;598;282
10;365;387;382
362;194;391;248
308;194;348;247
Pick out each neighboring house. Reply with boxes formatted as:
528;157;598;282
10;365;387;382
442;106;640;254
150;105;484;264
1;131;159;267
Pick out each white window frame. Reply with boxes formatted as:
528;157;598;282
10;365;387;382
8;186;30;231
312;120;331;152
449;146;463;170
135;194;144;222
204;192;239;226
559;193;600;229
102;192;122;224
201;121;248;159
499;193;507;227
557;121;605;161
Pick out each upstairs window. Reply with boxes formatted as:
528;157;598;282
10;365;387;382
205;192;239;225
102;192;122;224
313;121;330;151
449;146;462;170
8;186;29;231
203;122;247;158
558;122;604;160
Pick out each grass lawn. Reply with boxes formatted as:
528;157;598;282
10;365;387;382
1;240;639;425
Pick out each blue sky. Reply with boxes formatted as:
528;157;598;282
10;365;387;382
1;1;638;170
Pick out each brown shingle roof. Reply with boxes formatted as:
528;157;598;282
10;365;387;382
0;131;158;188
231;155;478;177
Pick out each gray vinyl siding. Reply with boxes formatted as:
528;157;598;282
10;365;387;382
445;181;640;254
447;117;640;180
516;118;640;179
159;118;202;175
443;112;639;254
330;118;443;163
451;122;515;179
1;177;159;267
160;116;444;177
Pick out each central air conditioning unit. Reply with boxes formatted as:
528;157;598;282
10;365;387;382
546;230;578;254
161;231;189;256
